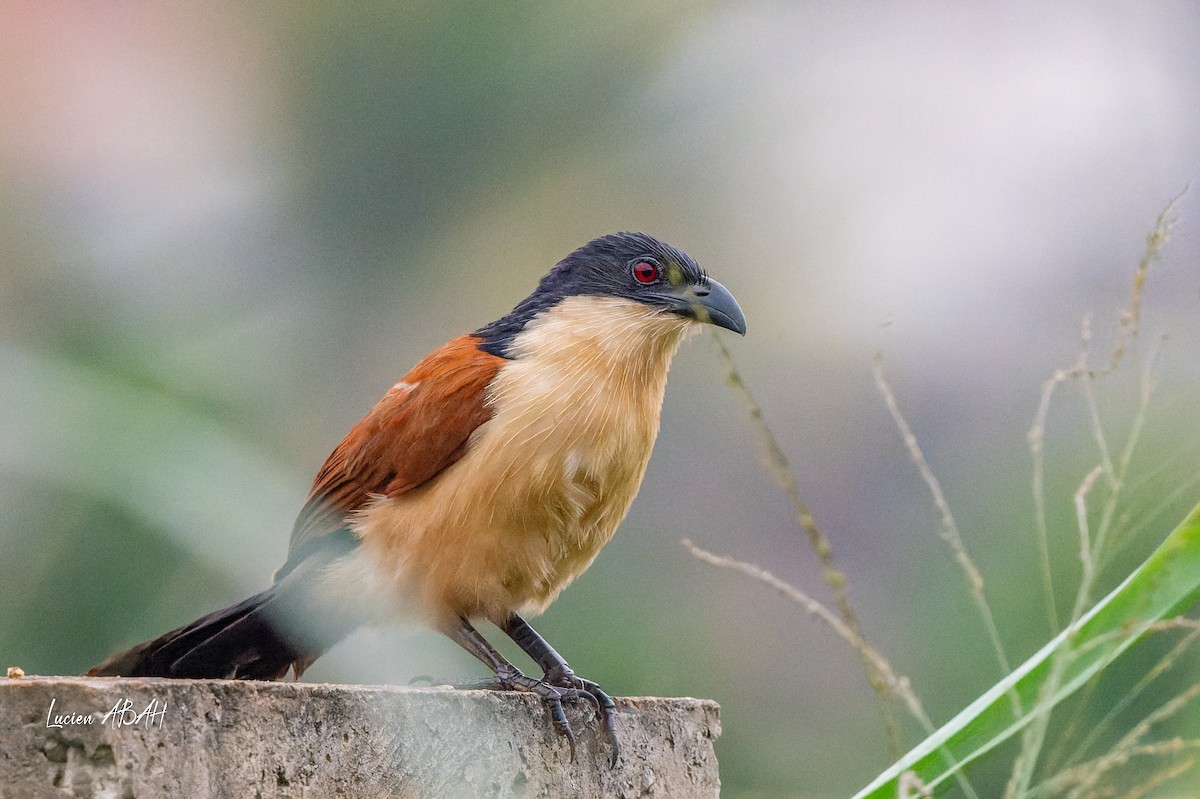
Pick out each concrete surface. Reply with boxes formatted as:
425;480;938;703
0;676;720;798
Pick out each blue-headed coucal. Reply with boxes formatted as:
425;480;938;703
89;231;746;761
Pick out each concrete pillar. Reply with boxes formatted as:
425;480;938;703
1;676;721;798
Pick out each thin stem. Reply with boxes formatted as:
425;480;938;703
1007;192;1183;798
683;538;982;799
873;357;1016;695
712;333;904;757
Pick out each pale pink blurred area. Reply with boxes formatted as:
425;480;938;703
0;3;290;289
2;2;274;187
3;4;1200;797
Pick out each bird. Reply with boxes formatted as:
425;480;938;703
88;231;746;763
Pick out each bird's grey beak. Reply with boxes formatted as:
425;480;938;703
673;278;747;335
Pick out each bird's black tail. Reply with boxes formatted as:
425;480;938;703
87;576;354;681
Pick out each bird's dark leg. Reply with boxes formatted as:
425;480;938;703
443;615;597;759
499;613;620;766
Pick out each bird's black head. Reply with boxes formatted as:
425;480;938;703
475;232;746;358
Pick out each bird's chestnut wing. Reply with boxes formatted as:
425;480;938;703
279;335;504;577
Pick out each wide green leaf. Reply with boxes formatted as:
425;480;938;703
853;503;1200;798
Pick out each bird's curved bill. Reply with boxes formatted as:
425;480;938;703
668;278;747;335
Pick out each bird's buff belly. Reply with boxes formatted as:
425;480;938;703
344;440;649;626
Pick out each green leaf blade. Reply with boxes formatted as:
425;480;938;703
853;503;1200;799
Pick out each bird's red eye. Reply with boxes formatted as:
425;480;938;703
632;261;659;284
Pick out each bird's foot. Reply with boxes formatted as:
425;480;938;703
542;665;620;767
412;667;618;764
486;663;606;761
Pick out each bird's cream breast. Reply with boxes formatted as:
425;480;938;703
353;296;695;626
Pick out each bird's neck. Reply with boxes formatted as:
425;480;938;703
503;295;695;393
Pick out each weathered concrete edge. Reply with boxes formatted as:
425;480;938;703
1;676;721;799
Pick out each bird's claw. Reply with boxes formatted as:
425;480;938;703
579;679;620;767
541;668;620;767
483;665;618;765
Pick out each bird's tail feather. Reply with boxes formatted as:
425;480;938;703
87;575;353;681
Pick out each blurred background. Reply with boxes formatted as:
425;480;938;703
3;2;1200;796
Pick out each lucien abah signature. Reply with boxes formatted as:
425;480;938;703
45;696;167;731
